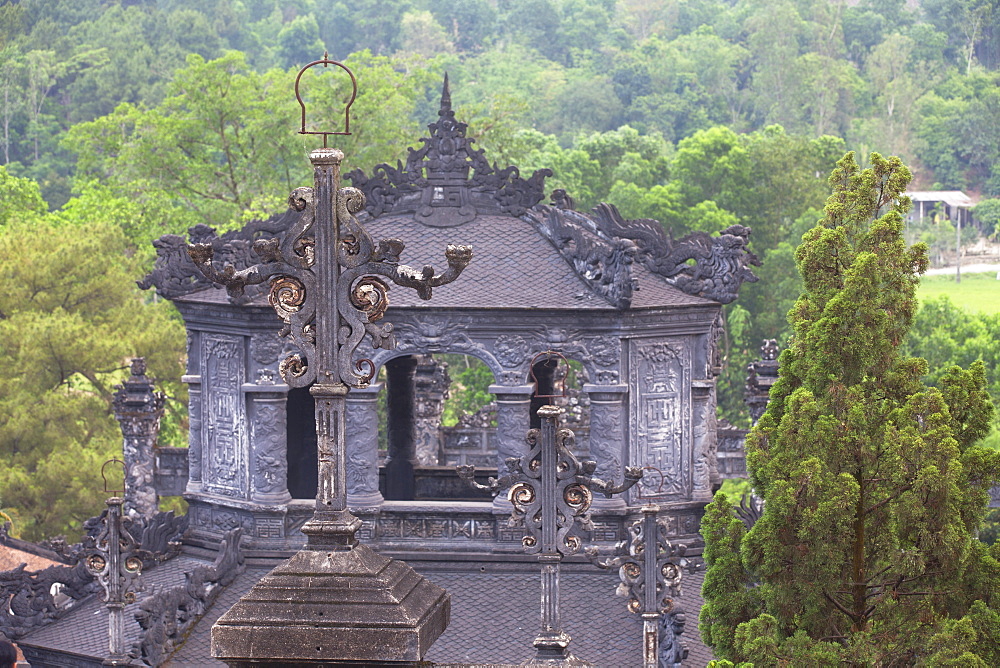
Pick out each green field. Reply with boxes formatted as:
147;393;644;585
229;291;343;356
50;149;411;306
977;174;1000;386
918;272;1000;315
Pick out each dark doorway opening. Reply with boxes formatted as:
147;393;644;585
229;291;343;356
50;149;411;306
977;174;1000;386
286;385;317;499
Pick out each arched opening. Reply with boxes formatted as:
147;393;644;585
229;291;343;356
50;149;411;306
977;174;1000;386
377;353;496;501
529;356;591;456
286;385;317;500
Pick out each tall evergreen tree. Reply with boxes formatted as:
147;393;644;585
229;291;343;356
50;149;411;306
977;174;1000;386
700;152;1000;665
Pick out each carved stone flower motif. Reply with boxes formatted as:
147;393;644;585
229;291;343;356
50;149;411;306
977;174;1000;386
587;336;620;366
494;334;528;368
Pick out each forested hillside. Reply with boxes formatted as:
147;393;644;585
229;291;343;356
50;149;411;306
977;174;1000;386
2;0;999;539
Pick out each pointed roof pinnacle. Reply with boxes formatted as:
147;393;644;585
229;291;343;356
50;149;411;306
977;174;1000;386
439;72;452;116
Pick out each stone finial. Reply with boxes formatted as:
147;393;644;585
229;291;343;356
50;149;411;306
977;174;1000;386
113;358;166;519
745;340;781;425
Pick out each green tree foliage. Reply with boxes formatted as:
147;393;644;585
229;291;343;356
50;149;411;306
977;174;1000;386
701;152;1000;664
66;50;441;237
0;183;186;542
972;197;1000;236
0;164;47;224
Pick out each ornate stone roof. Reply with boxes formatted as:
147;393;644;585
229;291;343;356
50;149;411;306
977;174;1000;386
140;78;759;311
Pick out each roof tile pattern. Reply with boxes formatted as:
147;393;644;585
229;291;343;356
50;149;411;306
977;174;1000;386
360;213;710;311
22;557;714;667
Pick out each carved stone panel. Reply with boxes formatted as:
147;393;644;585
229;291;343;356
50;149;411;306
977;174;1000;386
629;340;691;500
202;335;248;498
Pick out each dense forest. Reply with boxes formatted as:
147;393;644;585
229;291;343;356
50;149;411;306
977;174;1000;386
2;0;1000;540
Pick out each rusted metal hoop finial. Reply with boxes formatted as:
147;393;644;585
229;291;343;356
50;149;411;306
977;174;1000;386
636;465;665;501
294;52;358;146
528;350;570;400
101;458;128;497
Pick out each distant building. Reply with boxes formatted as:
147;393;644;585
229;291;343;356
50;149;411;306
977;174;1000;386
905;190;975;230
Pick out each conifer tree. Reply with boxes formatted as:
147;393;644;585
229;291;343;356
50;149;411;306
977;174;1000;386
700;152;1000;665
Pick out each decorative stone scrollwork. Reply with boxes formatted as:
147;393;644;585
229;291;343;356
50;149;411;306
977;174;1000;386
0;560;96;640
524;199;760;308
130;528;245;667
188;178;471;390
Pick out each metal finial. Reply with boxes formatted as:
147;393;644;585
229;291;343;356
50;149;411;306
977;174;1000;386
101;458;128;497
294;54;358;147
636;466;665;502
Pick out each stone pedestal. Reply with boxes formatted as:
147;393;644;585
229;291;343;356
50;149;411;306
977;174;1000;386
211;544;449;666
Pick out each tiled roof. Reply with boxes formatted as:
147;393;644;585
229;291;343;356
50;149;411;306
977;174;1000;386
0;545;62;572
177;212;713;313
23;553;714;667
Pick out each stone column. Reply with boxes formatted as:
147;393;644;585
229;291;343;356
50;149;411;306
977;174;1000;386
244;383;292;505
183;372;203;494
413;355;449;466
346;383;384;509
384;355;419;501
690;381;715;502
112;358;165;520
584;383;628;510
489;383;534;512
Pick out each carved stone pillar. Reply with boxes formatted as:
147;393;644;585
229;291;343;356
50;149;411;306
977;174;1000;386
690;381;715;502
346;383;384;509
112;358;165;519
584;383;628;510
489;383;534;512
385;356;419;501
245;383;292;505
413;355;449;466
183;373;203;494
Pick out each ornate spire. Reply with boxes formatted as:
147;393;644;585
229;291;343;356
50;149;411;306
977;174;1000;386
439;72;452;116
346;76;551;225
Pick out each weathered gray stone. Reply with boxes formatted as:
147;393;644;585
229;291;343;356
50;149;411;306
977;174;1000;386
211;545;449;665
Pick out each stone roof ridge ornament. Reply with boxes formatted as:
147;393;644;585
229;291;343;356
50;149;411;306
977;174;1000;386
345;74;552;223
526;196;761;307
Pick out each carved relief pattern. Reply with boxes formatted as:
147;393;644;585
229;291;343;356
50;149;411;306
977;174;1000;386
588;398;624;483
586;335;620;367
494;334;528;368
493;395;530;474
523;199;761;308
250;332;283;365
345;76;551;223
631;341;690;499
252;402;287;497
345;396;379;495
691;396;713;494
202;335;247;497
691;388;719;494
187;383;202;484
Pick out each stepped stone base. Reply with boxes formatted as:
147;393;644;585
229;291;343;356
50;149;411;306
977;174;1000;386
212;544;450;665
